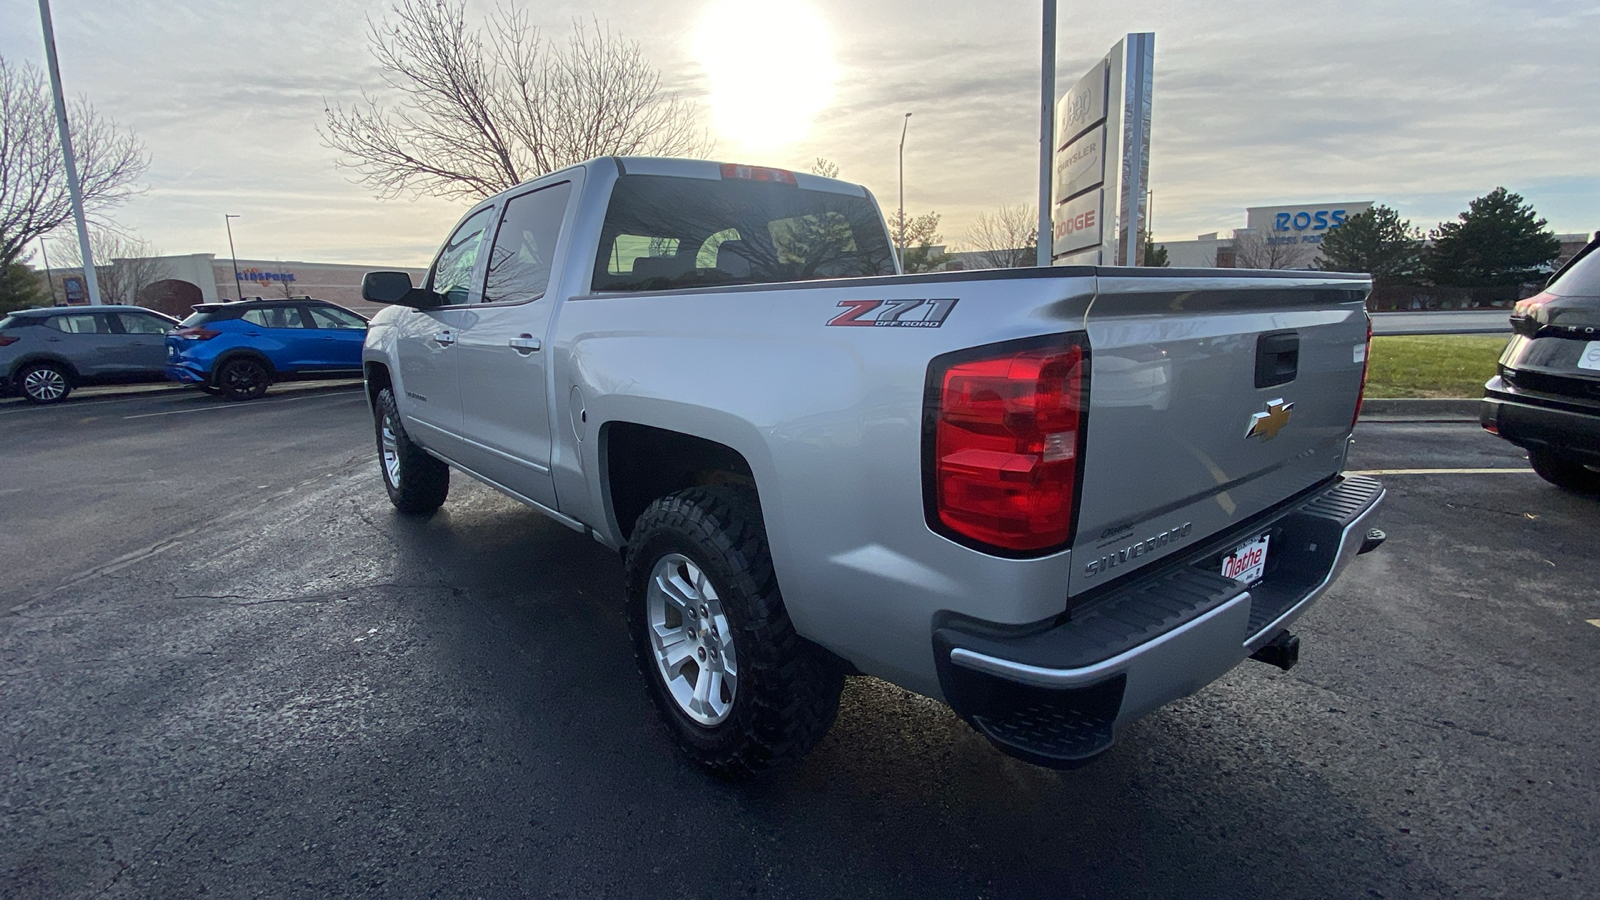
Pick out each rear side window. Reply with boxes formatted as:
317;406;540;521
1549;244;1600;297
592;174;895;293
180;310;238;327
44;313;104;334
484;182;573;304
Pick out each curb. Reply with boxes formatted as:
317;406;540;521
1360;398;1480;421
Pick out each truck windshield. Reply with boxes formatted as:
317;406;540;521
592;174;896;293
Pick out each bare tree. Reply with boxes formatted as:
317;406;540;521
1230;228;1317;270
50;228;169;306
811;158;840;179
962;203;1037;269
888;210;951;273
322;2;709;202
0;55;148;286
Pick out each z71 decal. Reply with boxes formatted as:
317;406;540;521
827;298;958;328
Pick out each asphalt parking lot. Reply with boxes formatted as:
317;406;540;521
2;387;1596;899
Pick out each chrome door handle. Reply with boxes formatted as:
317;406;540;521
508;336;541;354
433;331;455;345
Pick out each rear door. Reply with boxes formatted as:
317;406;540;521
42;312;120;377
1067;275;1370;597
450;179;574;509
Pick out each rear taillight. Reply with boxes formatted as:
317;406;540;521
0;335;17;347
1352;314;1371;428
175;327;220;340
1512;292;1554;319
927;337;1089;554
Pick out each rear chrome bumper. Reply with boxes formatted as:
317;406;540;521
932;475;1385;768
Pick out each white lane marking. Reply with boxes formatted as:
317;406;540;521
121;392;361;420
1588;619;1600;629
1347;468;1535;476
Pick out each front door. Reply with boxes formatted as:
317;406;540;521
451;180;574;510
390;204;498;456
303;305;368;371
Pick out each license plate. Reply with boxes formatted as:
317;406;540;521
1221;534;1270;584
1578;341;1600;372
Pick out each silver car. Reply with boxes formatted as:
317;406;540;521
0;305;180;404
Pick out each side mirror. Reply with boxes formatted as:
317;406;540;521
361;271;439;309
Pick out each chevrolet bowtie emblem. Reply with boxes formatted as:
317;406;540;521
1245;398;1294;441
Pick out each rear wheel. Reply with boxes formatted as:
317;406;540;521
18;362;72;404
375;387;449;514
625;486;843;777
216;357;271;401
1529;448;1600;495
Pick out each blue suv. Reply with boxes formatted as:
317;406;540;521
165;298;368;400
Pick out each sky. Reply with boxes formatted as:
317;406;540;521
3;0;1597;267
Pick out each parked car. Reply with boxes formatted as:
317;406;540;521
165;297;368;400
1482;232;1600;493
357;156;1384;774
0;305;180;404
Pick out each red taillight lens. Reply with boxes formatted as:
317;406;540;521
931;340;1087;553
175;327;220;340
720;163;797;185
0;335;18;346
1352;314;1371;428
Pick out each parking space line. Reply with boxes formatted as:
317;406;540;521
1346;467;1535;476
1588;620;1600;629
121;392;362;420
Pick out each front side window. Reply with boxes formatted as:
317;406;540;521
428;206;497;305
306;307;366;329
117;313;172;334
592;175;895;294
484;182;573;304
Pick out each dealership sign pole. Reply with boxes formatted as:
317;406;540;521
1052;33;1153;267
37;0;102;305
1036;0;1056;266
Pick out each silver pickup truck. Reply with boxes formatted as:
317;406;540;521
358;156;1386;775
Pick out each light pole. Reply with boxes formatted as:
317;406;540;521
224;214;242;301
898;112;912;267
37;0;101;305
1037;0;1056;266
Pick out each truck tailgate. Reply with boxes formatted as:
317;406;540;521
1067;274;1370;598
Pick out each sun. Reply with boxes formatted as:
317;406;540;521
695;0;838;153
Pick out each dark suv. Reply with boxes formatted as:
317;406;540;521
1482;233;1600;493
165;297;368;400
0;305;180;404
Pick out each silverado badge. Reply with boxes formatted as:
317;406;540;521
1245;398;1294;441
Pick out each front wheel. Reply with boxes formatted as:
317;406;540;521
1529;448;1600;495
375;387;449;514
216;357;271;401
18;362;72;404
625;487;843;777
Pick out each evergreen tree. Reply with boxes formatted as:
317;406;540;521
1427;188;1561;286
1314;204;1424;284
0;259;50;314
1141;233;1169;267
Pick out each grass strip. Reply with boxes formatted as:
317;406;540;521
1365;334;1509;399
